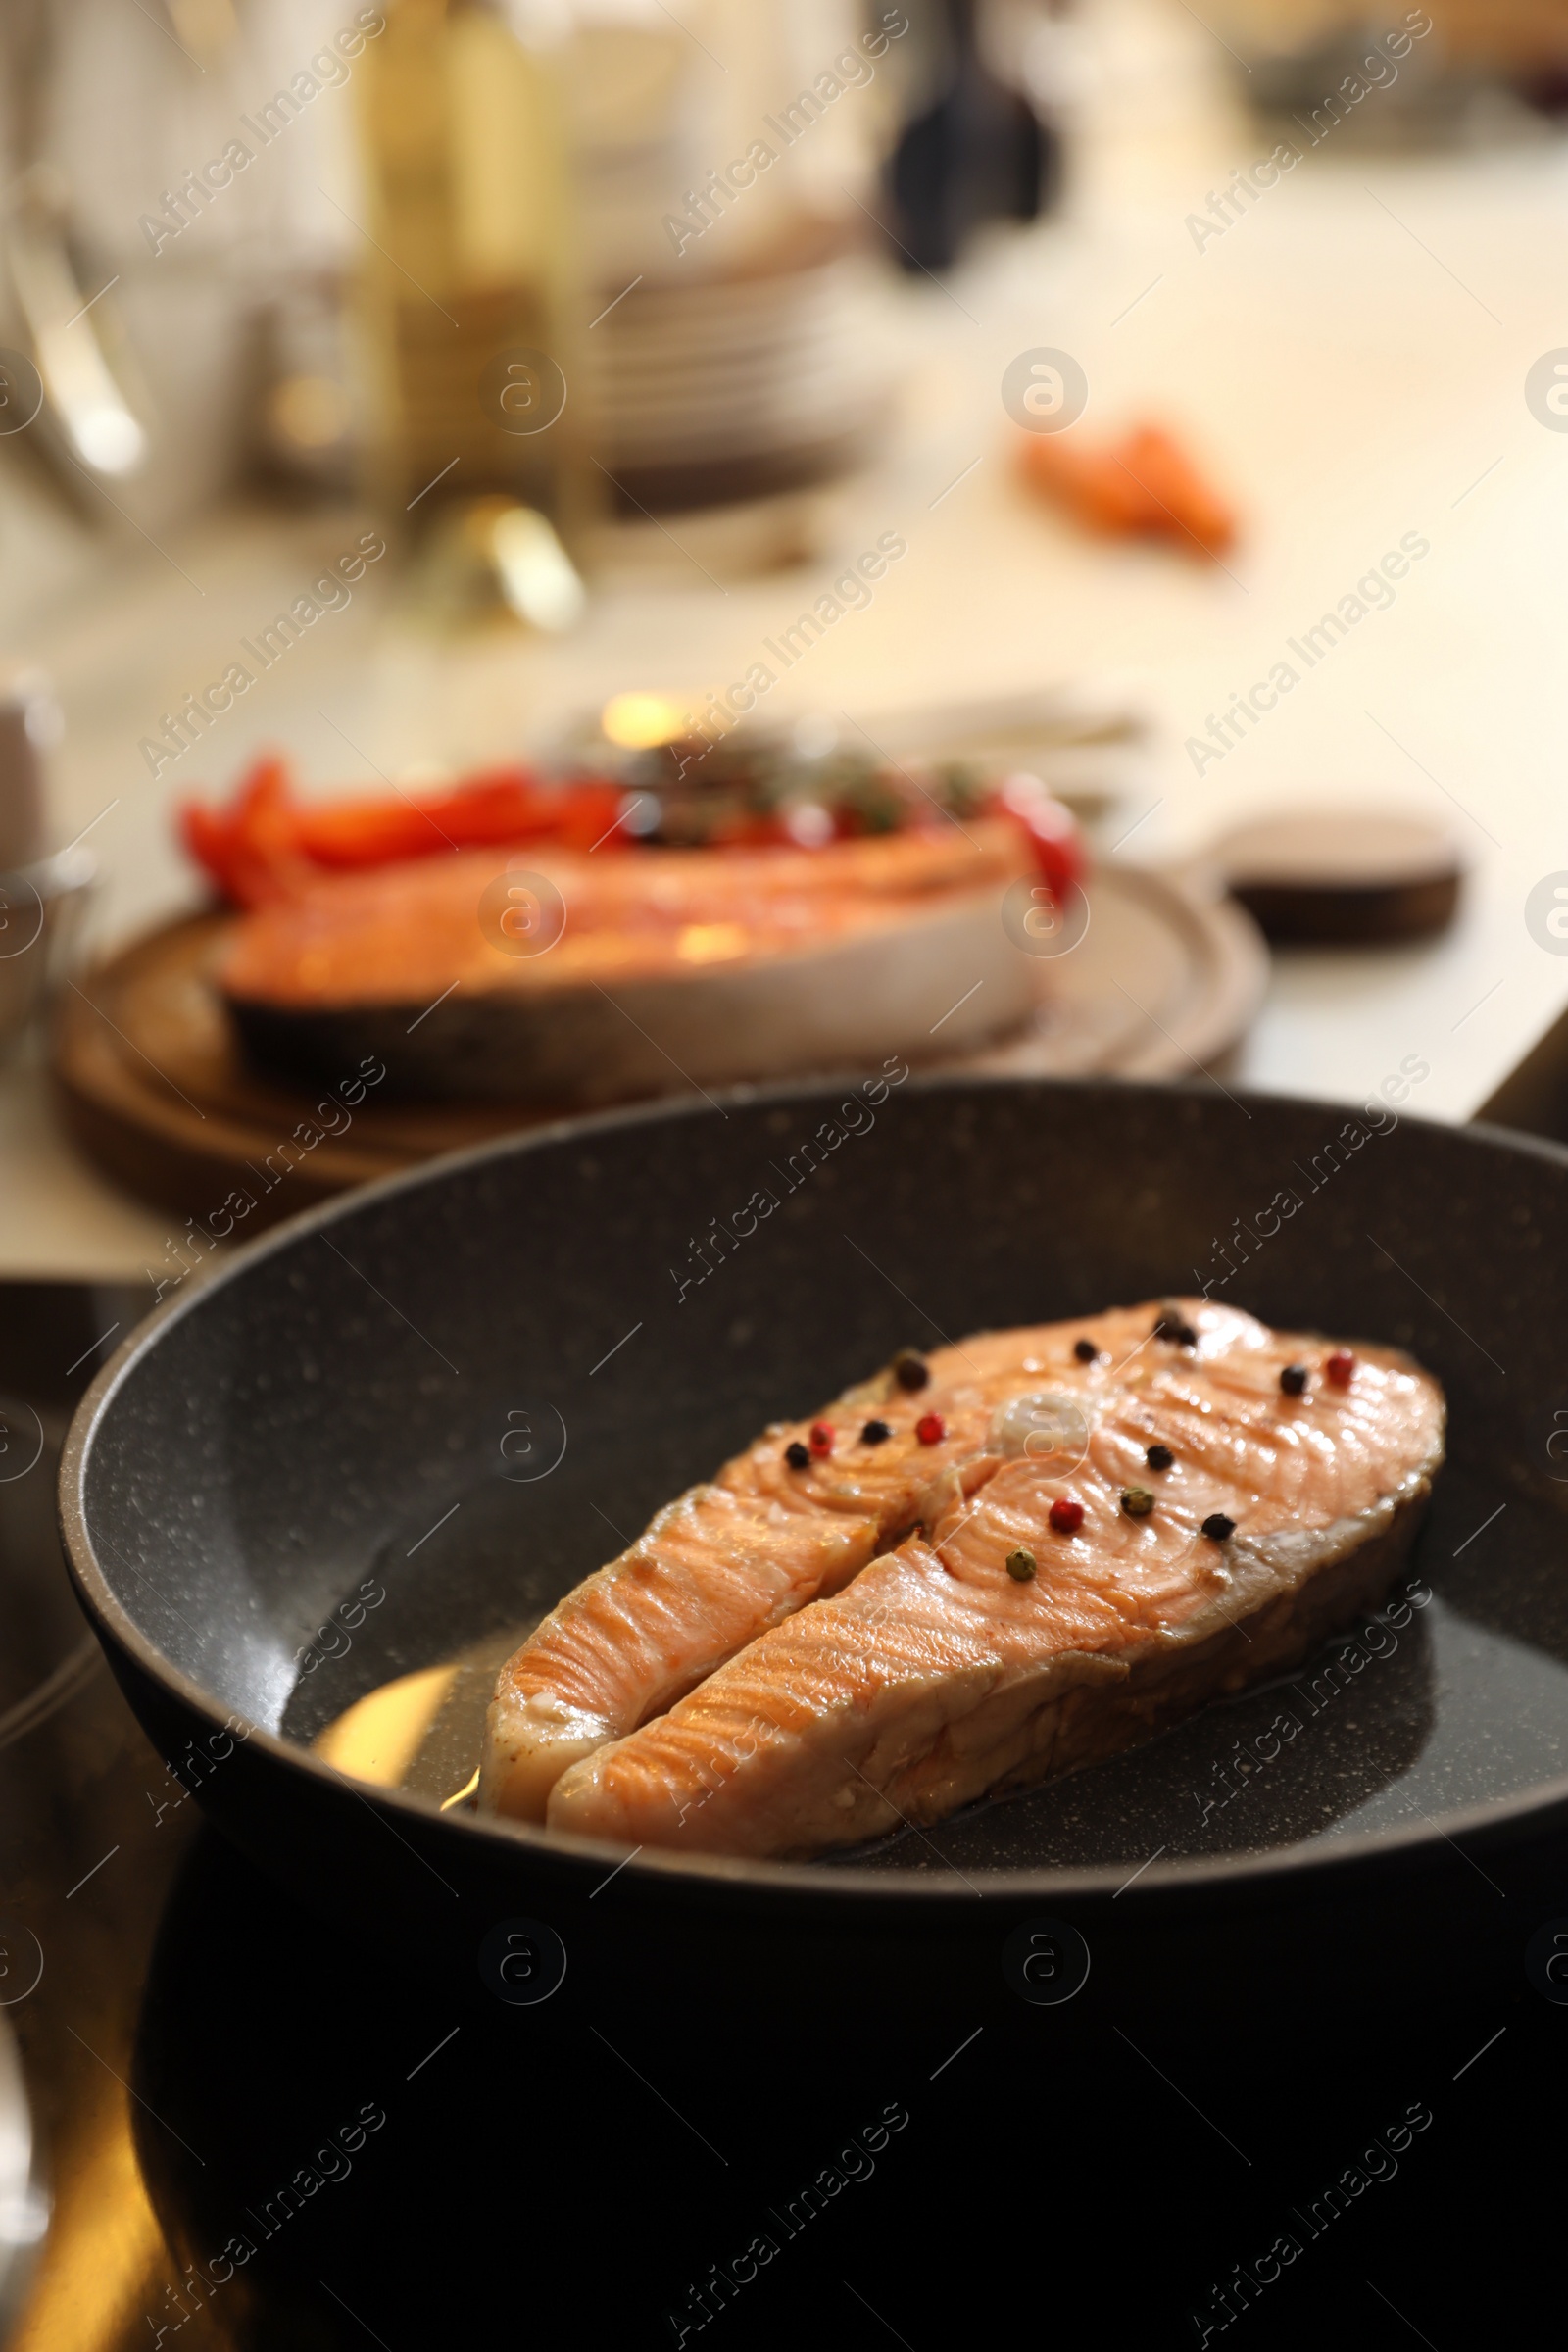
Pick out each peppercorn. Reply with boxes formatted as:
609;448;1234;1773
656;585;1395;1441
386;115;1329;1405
1121;1487;1155;1518
1073;1338;1099;1363
1005;1548;1037;1582
784;1441;810;1471
1325;1349;1355;1388
1152;1306;1198;1347
808;1421;834;1458
1049;1497;1084;1535
916;1412;946;1446
1146;1443;1174;1471
861;1419;891;1446
892;1349;930;1392
1280;1363;1308;1396
1201;1512;1235;1542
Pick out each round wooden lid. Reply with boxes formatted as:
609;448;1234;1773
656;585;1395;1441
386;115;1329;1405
1204;808;1464;945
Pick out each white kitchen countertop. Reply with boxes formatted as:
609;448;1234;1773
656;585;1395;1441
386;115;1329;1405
3;12;1566;1277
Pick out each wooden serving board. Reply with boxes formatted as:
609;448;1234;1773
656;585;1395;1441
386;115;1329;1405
51;865;1266;1233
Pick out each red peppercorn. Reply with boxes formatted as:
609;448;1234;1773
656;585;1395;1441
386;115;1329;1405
808;1421;834;1457
1049;1497;1084;1535
1325;1349;1355;1388
915;1412;945;1446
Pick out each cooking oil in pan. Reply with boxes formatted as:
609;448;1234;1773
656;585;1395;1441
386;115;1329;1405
310;1620;540;1810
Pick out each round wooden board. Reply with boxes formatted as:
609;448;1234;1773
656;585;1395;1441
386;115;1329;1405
51;865;1266;1233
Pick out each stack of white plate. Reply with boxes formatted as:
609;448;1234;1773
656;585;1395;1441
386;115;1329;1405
583;234;888;513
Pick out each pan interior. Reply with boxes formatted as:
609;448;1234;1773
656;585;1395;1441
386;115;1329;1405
76;1081;1568;1877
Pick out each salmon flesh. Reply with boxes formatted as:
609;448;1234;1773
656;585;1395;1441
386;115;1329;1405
481;1300;1445;1858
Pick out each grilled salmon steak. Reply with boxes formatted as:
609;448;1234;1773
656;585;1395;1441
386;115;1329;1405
220;820;1038;1101
481;1300;1445;1856
221;824;1032;1009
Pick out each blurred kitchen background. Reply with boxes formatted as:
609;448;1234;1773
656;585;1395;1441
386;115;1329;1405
7;7;1568;2338
4;0;1568;1273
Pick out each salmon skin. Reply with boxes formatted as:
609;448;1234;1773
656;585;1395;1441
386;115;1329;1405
483;1300;1445;1857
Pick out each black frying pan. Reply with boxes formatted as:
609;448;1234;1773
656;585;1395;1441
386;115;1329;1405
57;1077;1568;2025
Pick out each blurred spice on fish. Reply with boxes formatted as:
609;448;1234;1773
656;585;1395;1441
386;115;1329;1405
181;746;1085;909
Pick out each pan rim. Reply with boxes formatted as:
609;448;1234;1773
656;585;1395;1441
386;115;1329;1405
57;1072;1568;1913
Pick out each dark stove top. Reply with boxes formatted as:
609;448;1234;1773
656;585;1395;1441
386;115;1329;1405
0;1282;1555;2350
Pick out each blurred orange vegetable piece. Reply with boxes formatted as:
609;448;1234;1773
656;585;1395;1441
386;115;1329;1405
179;758;625;908
1117;425;1237;556
1018;421;1237;556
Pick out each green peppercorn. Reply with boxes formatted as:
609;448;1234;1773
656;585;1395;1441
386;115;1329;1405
1121;1488;1155;1518
1005;1548;1037;1582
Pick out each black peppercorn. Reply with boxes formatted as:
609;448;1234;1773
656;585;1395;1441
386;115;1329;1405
1073;1338;1099;1363
861;1419;891;1446
1152;1306;1198;1347
784;1442;810;1470
1146;1443;1174;1471
1280;1364;1308;1396
1201;1512;1235;1542
892;1349;930;1392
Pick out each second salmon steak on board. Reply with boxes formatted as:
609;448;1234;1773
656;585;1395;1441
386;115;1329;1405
481;1300;1445;1859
